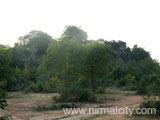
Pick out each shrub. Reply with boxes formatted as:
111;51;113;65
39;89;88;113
77;89;96;102
96;87;106;93
139;98;160;115
59;87;96;102
34;103;79;111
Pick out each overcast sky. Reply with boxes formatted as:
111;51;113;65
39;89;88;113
0;0;160;61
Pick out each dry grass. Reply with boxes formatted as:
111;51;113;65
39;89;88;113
0;89;158;120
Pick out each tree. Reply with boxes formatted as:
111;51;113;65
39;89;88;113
10;31;53;91
37;39;86;98
0;45;13;91
135;58;160;94
22;64;31;88
85;41;113;91
11;44;29;69
0;45;10;119
110;59;128;86
131;45;150;61
12;30;53;68
106;40;131;62
62;26;88;42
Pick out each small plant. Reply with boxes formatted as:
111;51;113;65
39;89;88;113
0;115;12;120
33;103;79;111
52;95;61;103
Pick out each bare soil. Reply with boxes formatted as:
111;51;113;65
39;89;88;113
0;89;159;120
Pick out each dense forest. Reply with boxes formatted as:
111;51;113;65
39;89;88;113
1;26;160;118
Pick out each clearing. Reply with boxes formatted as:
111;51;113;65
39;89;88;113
0;88;159;120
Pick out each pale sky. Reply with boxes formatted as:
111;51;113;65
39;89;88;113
0;0;160;61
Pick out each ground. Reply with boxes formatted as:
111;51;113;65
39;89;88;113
0;88;160;120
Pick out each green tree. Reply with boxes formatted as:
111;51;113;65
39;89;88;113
10;31;53;91
85;41;113;91
0;45;11;119
131;45;150;61
0;45;13;91
38;39;85;96
22;64;31;89
12;30;53;68
62;26;88;42
105;40;131;62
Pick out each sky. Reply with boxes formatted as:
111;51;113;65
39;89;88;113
0;0;160;61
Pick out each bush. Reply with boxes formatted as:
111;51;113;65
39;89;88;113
139;98;160;115
96;87;106;93
136;77;148;95
0;115;11;120
30;83;40;92
77;89;96;102
59;87;96;102
34;103;79;111
0;80;10;120
0;81;7;110
52;95;61;103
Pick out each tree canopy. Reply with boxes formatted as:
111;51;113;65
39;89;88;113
0;26;160;103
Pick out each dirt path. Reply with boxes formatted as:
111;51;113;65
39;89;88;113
93;95;144;120
61;91;144;120
0;90;145;120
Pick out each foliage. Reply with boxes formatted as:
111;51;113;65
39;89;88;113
84;41;113;91
62;26;88;42
0;81;7;110
0;26;160;103
34;103;79;111
139;98;160;115
131;45;150;61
